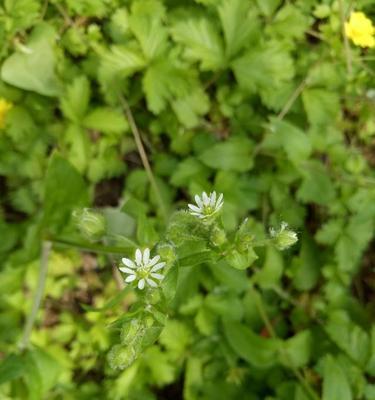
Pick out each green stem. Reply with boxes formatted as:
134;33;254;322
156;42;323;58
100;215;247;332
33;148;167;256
19;241;52;350
51;237;135;255
249;284;320;400
119;95;168;222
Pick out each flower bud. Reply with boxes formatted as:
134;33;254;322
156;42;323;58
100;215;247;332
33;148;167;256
210;226;227;247
108;344;137;370
270;222;298;250
73;208;106;241
156;241;177;265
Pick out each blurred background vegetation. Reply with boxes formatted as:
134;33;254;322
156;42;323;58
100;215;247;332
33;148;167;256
0;0;374;399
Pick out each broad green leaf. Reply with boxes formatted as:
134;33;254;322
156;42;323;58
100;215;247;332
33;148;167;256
1;24;60;96
199;137;254;172
83;107;129;134
291;235;320;291
282;330;312;368
171;14;224;70
268;5;309;39
143;60;191;113
0;353;26;384
172;86;209;128
302;89;341;126
42;153;89;233
322;355;352;400
256;0;282;16
223;319;280;368
269;118;312;164
129;0;168;60
255;246;283;289
325;311;370;368
29;347;61;393
297;161;335;205
179;251;213;267
218;0;260;58
232;43;294;94
60;76;91;123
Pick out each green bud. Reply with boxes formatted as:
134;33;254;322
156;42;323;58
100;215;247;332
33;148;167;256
210;226;227;247
73;208;106;241
270;222;298;250
156;241;177;264
120;318;144;345
108;344;137;370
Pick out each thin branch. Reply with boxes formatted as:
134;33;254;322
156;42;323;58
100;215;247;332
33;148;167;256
119;95;168;221
277;78;308;121
338;0;353;76
19;241;52;350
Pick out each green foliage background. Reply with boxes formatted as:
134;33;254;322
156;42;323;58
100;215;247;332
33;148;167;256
0;0;374;399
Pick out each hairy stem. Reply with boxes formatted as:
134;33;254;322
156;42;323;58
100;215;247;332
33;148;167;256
19;241;52;350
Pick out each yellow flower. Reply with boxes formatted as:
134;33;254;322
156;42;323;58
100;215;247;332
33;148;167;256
0;98;13;129
345;11;375;48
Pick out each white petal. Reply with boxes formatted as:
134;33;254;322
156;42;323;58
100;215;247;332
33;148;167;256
146;278;157;287
216;193;223;207
148;255;160;267
119;267;135;274
190;212;203;217
151;272;164;280
125;274;136;282
188;204;201;213
195;194;203;208
135;249;142;266
151;262;166;272
143;248;150;264
202;191;210;206
122;258;135;269
210;191;216;207
138;279;145;289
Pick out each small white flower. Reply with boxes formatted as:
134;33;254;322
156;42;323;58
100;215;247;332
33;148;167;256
188;191;224;220
119;248;165;290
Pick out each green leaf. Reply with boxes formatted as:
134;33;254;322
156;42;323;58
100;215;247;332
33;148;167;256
42;153;89;233
226;248;258;270
302;89;341;126
282;330;312;368
218;0;260;58
129;0;168;60
322;355;352;400
269;5;309;39
291;235;320;291
232;43;294;96
297;161;335;205
256;0;282;16
325;311;370;368
60;76;91;123
179;251;213;267
143;60;191;113
83;107;129;134
1;24;60;96
223;319;280;368
199;137;254;172
255;246;283;289
0;353;26;384
269;119;312;164
171;14;224;70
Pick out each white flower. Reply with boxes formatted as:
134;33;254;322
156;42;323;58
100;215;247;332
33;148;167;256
188;191;224;220
119;248;165;290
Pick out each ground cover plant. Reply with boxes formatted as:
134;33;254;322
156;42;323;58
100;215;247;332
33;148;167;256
0;0;374;399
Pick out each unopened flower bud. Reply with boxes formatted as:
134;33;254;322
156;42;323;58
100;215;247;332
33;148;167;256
210;226;226;247
156;241;177;265
270;222;298;250
73;208;106;241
